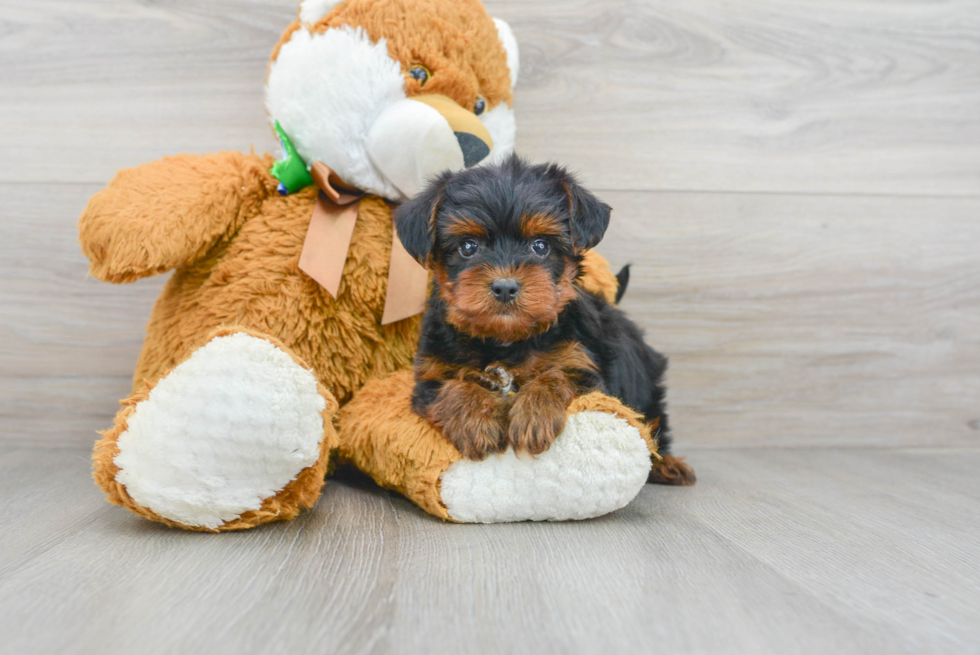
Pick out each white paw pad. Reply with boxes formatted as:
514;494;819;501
114;333;326;529
439;411;652;523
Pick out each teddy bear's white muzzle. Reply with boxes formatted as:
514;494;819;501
366;96;493;198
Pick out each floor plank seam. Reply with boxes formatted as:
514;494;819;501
3;181;980;202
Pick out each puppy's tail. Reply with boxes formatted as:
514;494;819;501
614;264;630;304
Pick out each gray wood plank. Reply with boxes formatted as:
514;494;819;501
0;376;135;445
1;446;978;655
0;182;163;445
0;182;160;382
599;191;980;449
682;449;980;654
0;446;112;579
501;0;980;195
3;183;977;448
1;0;978;194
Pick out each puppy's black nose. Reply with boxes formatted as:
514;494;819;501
490;278;521;303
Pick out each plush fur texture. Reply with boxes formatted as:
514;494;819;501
80;0;649;528
313;0;513;110
114;332;327;529
366;97;468;197
267;25;407;199
80;152;421;403
338;370;655;522
480;103;517;166
492;18;519;89
395;156;695;484
92;327;339;532
300;0;341;25
267;0;518;200
441;409;651;523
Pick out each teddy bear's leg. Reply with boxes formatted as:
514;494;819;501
92;328;339;532
339;371;655;523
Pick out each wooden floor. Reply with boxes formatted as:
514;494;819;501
1;0;979;653
1;446;979;654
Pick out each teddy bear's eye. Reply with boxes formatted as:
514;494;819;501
474;97;486;116
408;65;430;86
459;239;479;258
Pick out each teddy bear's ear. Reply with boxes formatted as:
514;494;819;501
393;173;450;265
493;18;520;90
300;0;342;26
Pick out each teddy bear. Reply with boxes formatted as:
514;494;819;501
78;0;661;531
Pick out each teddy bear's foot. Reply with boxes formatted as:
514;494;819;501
340;372;654;523
93;329;338;531
440;403;653;523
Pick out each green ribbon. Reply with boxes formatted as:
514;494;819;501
270;121;313;195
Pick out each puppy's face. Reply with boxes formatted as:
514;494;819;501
395;155;611;342
433;203;578;343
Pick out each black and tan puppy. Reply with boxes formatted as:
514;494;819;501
394;155;695;485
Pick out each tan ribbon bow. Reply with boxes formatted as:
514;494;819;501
298;162;429;325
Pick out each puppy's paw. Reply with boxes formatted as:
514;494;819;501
442;419;506;461
505;369;575;456
648;454;697;486
507;391;567;456
428;380;507;460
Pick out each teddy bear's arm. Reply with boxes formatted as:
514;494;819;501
78;152;272;283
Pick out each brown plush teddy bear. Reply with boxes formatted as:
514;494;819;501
78;0;661;531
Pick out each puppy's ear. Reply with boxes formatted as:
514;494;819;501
394;174;449;264
565;180;611;250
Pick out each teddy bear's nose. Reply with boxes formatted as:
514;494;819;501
409;94;494;165
455;132;491;167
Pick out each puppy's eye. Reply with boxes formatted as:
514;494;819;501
531;239;550;256
459;239;479;258
474;97;486;116
408;65;430;86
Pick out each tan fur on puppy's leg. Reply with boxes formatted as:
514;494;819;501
644;417;696;485
648;455;697;486
507;369;574;455
428;379;508;460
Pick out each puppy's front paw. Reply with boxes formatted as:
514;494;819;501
442;419;506;461
506;390;568;456
505;369;575;456
428;380;507;460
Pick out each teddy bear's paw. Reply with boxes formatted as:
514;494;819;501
439;410;652;523
103;331;335;531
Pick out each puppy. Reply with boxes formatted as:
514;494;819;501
394;155;695;485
